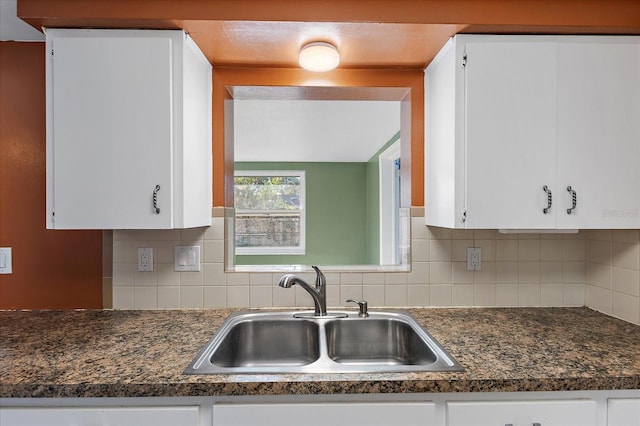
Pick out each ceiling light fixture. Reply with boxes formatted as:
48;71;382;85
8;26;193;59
298;42;340;72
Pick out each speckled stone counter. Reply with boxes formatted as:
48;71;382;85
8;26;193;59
1;307;639;398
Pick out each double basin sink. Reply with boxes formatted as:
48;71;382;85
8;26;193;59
184;310;463;374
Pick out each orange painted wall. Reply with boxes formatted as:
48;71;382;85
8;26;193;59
0;42;102;309
212;68;423;207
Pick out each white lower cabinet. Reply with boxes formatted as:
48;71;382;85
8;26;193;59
212;402;436;426
2;391;640;426
608;399;640;426
0;406;199;426
447;400;597;426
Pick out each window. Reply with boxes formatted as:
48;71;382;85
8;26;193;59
234;171;305;255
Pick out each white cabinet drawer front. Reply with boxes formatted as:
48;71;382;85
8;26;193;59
213;402;436;426
0;406;199;426
447;400;596;426
608;398;640;426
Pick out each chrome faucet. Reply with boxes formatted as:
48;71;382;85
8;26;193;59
278;265;327;316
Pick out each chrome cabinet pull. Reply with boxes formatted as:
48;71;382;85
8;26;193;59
153;185;161;214
543;185;552;214
566;185;577;214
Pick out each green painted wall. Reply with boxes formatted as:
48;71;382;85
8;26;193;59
235;162;369;265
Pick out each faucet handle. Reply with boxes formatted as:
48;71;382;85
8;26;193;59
311;265;325;291
346;299;369;318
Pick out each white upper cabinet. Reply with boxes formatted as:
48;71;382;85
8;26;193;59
46;29;212;229
425;35;640;229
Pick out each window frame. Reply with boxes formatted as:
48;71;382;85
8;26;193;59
233;170;306;255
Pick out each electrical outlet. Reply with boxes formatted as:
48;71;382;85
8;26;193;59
467;247;481;271
138;247;154;272
0;247;12;274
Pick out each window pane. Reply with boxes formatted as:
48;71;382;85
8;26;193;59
235;213;301;248
234;171;305;255
234;176;300;210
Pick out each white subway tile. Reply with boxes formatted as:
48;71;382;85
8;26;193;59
407;262;430;284
496;240;518;261
180;270;203;286
451;284;473;307
340;272;363;285
496;284;518;306
158;286;180;309
407;285;429;306
249;286;273;308
363;285;385;306
474;284;496;307
385;284;408;306
518;240;541;261
474;261;496;284
180;286;203;308
249;273;273;286
204;286;227;308
518;284;541;306
430;239;452;262
541;284;563;307
541;240;563;261
203;262;226;286
612;291;639;325
452;261;474;284
430;284;452;307
430;262;452;284
134;287;157;310
612;242;640;270
226;286;249;308
157;263;181;286
563;284;585;306
587;285;613;314
113;286;134;309
612;266;640;297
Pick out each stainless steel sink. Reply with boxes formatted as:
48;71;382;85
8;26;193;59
325;318;439;366
208;319;320;368
184;310;463;374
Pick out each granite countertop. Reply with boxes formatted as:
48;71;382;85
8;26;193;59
1;307;639;398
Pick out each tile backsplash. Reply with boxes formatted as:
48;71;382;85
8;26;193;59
586;230;640;325
109;208;640;326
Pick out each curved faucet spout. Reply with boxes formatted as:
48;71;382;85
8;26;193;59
278;266;327;316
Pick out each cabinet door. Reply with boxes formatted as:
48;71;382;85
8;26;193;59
464;40;558;228
447;400;596;426
213;402;436;426
0;406;199;426
49;36;173;229
608;398;640;426
556;39;640;229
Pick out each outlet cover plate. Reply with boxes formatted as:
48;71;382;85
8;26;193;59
138;247;154;272
0;247;12;274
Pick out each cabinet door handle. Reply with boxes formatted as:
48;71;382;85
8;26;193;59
566;186;577;214
543;185;552;214
153;185;161;214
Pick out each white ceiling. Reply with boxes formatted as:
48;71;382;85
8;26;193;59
234;99;401;163
0;0;44;41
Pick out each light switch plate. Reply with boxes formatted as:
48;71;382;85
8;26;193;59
0;247;12;274
175;246;201;272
